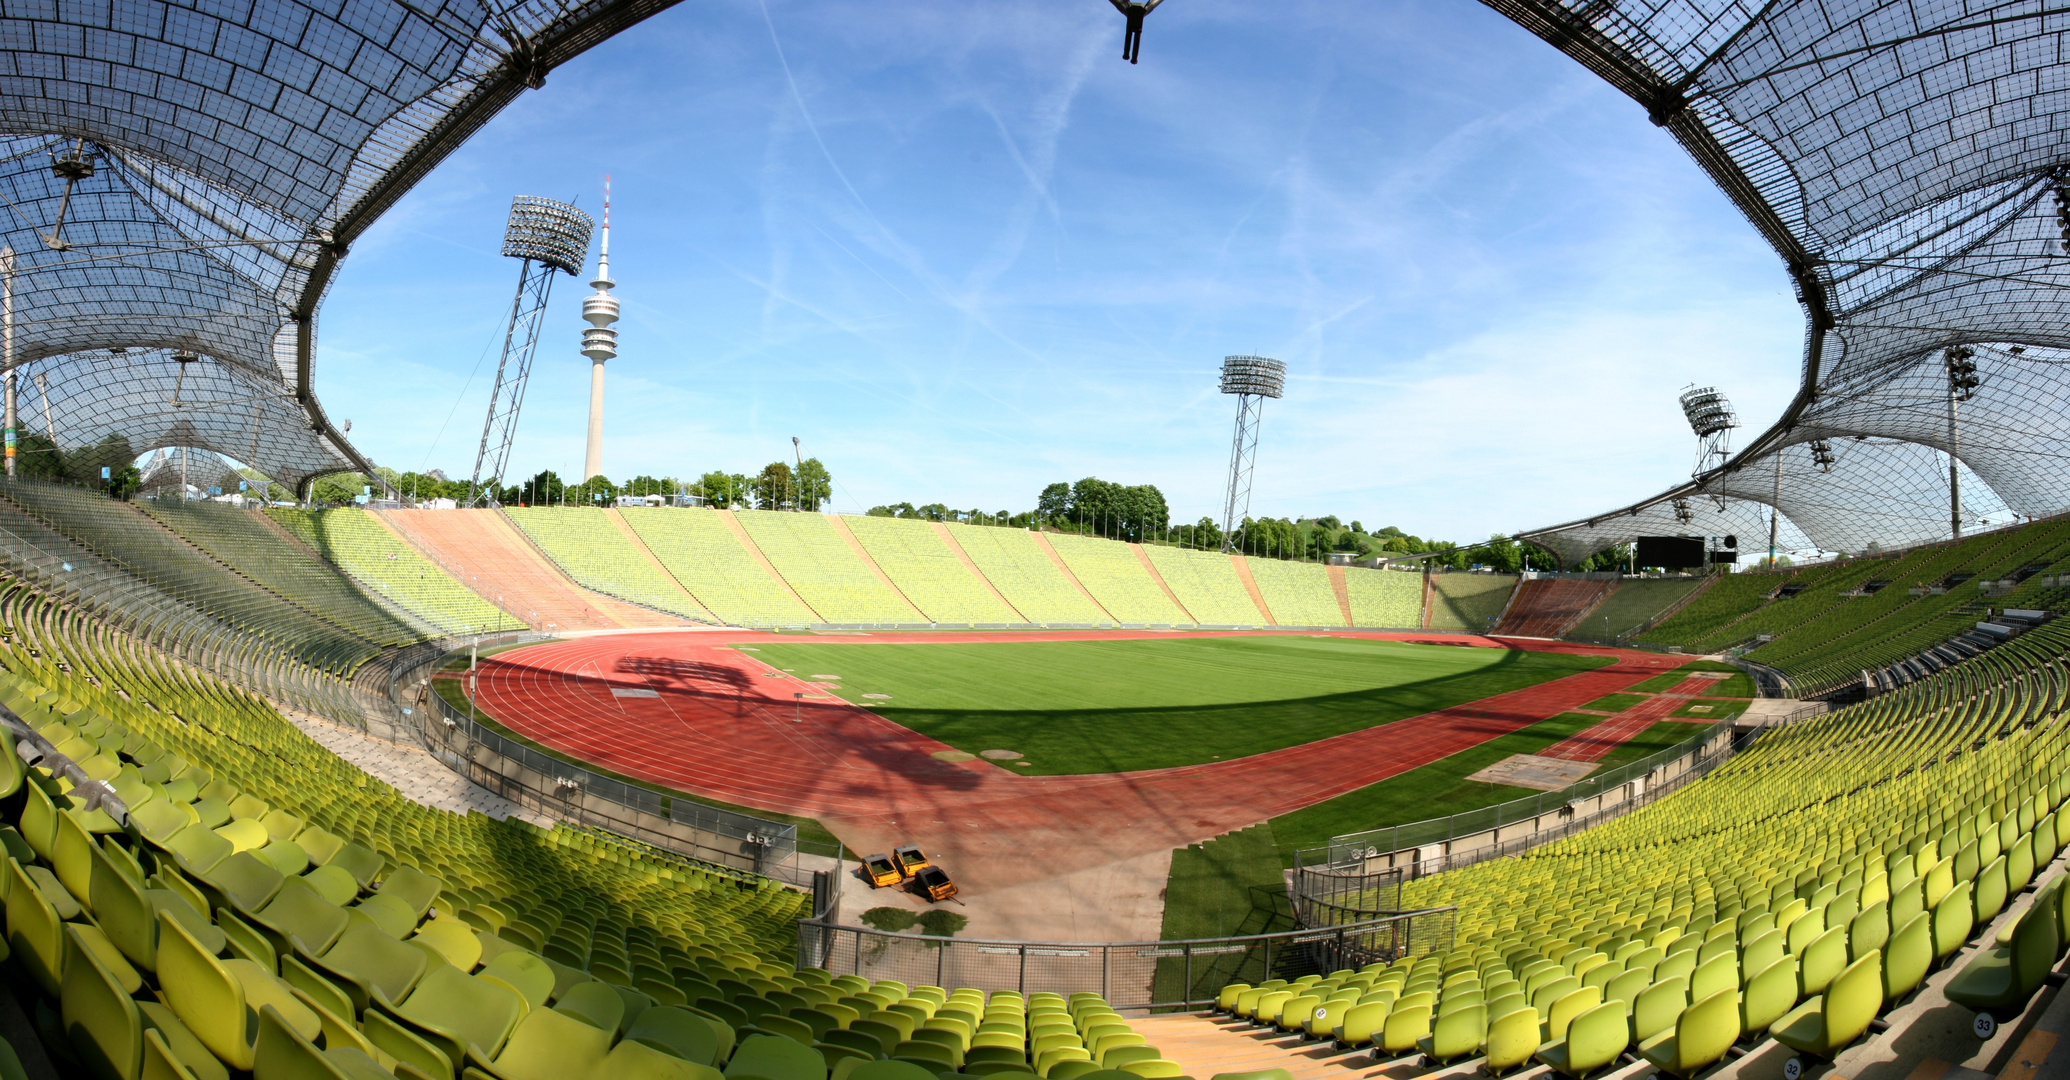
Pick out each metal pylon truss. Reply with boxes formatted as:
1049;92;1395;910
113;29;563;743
0;0;686;493
1489;0;2070;564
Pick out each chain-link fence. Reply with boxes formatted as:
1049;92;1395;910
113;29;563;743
797;908;1455;1012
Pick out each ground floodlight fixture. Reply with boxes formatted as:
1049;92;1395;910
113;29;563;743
1218;354;1286;549
468;195;596;508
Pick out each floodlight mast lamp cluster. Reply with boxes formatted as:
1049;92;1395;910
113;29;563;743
467;196;594;508
1218;355;1286;550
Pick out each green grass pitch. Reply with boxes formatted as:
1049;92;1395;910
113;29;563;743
751;635;1613;775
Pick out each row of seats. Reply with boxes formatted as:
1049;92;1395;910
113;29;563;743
1344;569;1422;629
1426;574;1515;632
0;483;383;677
843;517;1020;626
939;526;1110;626
1748;525;2070;696
0;579;1251;1079
1492;580;1614;639
0;575;821;1078
1734;528;2036;694
269;510;524;637
1241;559;1342;628
141;499;432;649
1138;547;1263;627
500;508;717;624
1212;616;2070;1078
1044;535;1188;626
731;512;925;625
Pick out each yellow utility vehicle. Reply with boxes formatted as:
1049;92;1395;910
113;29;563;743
914;865;959;903
861;853;903;888
893;845;932;878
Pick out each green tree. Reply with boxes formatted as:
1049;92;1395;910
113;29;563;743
696;471;749;508
795;458;832;511
67;433;135;491
12;432;62;482
568;474;617;506
515;470;564;506
309;471;366;505
755;462;794;510
107;464;141;501
1037;482;1069;523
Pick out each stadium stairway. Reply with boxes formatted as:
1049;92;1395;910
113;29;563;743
1132;1012;1410;1078
377;507;680;632
1495;578;1617;638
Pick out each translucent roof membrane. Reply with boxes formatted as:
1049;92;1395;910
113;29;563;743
0;0;677;492
1497;0;2070;562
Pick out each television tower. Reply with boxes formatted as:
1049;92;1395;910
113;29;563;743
1218;355;1286;548
580;177;619;482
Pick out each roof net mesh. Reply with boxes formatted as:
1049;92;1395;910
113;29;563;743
1497;0;2070;562
0;0;664;490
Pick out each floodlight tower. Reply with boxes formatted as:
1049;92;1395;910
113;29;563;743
1678;385;1738;479
467;196;594;507
1218;355;1286;548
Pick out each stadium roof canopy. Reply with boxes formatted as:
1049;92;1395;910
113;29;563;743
0;0;674;493
1501;0;2070;564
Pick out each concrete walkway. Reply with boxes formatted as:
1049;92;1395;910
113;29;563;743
286;711;554;828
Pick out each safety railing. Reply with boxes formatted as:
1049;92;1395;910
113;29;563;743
795;908;1457;1013
1308;721;1744;877
421;666;835;890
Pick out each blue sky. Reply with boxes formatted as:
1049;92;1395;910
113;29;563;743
314;0;1806;542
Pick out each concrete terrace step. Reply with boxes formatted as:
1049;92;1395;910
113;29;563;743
1128;1013;1394;1079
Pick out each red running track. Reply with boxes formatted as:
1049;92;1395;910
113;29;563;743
1535;676;1721;762
469;630;1691;895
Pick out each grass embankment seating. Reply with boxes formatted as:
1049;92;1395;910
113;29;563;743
1427;574;1515;632
1141;547;1263;626
271;509;524;636
843;516;1021;625
1243;558;1345;628
1345;568;1423;628
1216;619;2070;1077
0;484;382;677
142;499;432;648
503;507;716;624
1046;534;1190;626
0;578;827;1078
942;525;1110;625
1565;578;1706;642
733;511;925;626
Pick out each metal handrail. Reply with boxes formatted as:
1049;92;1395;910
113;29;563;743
795;906;1458;1011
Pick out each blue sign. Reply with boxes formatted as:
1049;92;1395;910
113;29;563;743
209;486;221;496
238;480;247;491
100;467;109;479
